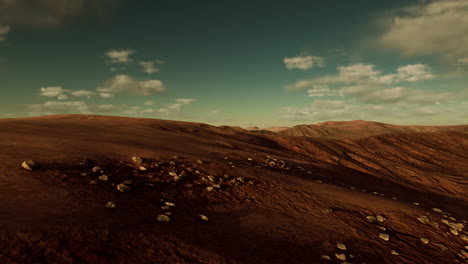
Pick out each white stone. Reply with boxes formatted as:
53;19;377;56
157;214;170;222
199;214;209;222
337;243;347;250
379;233;390;241
21;160;37;170
420;238;429;244
117;183;131;192
98;175;108;181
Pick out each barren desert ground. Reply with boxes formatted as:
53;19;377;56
0;114;467;264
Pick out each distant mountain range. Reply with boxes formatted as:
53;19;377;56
247;120;468;139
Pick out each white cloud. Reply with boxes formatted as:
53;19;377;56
97;74;167;96
139;80;166;94
70;90;95;99
307;85;343;97
99;92;114;99
175;98;196;104
287;63;436;92
40;86;69;98
211;109;220;114
139;61;160;74
378;74;398;84
338;63;381;81
358;87;405;103
457;57;468;65
28;100;126;116
144;100;154;106
157;98;196;116
167;104;182;111
40;87;98;100
396;64;435;82
284;56;325;70
106;49;135;64
379;0;468;59
0;24;10;41
29;101;90;115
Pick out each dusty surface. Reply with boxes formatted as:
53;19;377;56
0;114;467;264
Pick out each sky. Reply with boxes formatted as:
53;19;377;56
1;0;467;127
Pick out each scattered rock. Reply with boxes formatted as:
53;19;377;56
337;243;347;250
80;173;87;176
196;159;203;164
206;186;214;191
321;255;331;260
335;253;346;261
366;216;377;223
379;233;390;241
106;201;116;208
165;202;175;207
89;180;98;184
432;208;443;213
164;212;171;216
161;206;170;210
377;215;387;222
448;222;464;233
139;166;147;171
157;214;170;223
435;243;448;251
98;175;108;181
413;202;420;206
21;160;37;170
123;180;132;185
212;184;221;189
420;238;429;244
390;250;399;255
207;175;215;182
417;215;431;225
199;214;208;222
322;209;333;214
92;166;102;172
117;183;131;192
132;156;143;163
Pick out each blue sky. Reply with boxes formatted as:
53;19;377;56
1;0;467;127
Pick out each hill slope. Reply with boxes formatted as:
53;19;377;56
253;120;468;139
0;114;467;264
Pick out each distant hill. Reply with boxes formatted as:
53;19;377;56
248;120;468;139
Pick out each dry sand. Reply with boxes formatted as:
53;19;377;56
0;114;467;264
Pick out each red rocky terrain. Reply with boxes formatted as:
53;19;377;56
0;114;467;264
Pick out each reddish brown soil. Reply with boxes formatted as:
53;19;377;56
0;114;467;264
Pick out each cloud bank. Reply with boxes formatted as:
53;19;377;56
379;0;468;60
284;56;325;70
